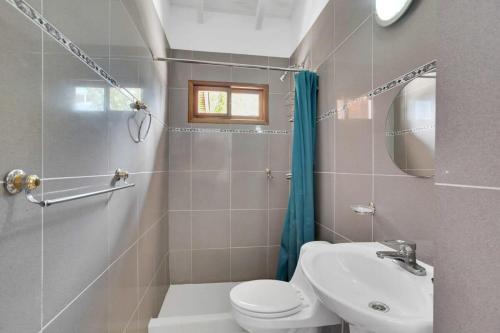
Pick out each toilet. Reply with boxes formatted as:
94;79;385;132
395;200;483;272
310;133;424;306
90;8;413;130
230;242;341;333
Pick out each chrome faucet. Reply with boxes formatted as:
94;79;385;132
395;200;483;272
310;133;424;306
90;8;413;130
376;240;426;276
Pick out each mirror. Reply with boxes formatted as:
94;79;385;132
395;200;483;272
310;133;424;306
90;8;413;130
385;71;436;177
375;0;413;27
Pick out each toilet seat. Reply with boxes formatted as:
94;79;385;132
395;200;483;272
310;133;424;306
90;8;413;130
230;280;304;319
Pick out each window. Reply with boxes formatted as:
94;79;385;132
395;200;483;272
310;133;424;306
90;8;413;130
189;80;268;124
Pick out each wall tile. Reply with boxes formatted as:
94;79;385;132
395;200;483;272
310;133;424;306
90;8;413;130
334;18;372;103
335;99;373;173
192;133;230;171
373;0;437;87
334;0;372;49
231;210;268;247
168;50;192;89
138;223;163;296
108;246;138;333
138;172;168;233
435;0;500;188
434;186;500;332
192;210;230;249
0;1;42;178
334;174;372;242
169;250;191;284
42;178;108;324
0;193;42;333
231;134;268;171
168;172;190;210
168;88;189;127
43;274;108;333
314;173;334;229
192;249;230;283
318;54;335;115
269;209;286;246
232;68;268;84
43;52;109;178
269;94;291;131
269;134;291;171
168;131;191;171
192;171;230;210
267;246;280;279
231;172;268;209
315;118;333;172
168;211;191;251
316;223;334;243
269;173;290;209
108;174;139;262
44;0;110;60
231;247;268;281
192;64;231;82
108;111;141;173
373;176;435;264
310;0;334;69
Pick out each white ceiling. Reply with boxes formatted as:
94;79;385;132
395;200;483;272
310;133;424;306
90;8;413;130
152;0;329;57
169;0;297;18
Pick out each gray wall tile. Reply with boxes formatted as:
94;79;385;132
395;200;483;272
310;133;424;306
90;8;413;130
231;247;268;281
334;174;372;242
43;274;109;333
192;249;230;283
231;172;268;209
192;133;230;171
434;186;500;332
192;210;230;249
231;210;268;247
42;179;109;324
334;0;372;49
192;171;230;210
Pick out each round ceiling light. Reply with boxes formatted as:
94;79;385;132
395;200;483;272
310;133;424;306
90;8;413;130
375;0;413;27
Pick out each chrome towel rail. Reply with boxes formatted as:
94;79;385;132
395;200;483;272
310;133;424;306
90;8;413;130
4;169;135;208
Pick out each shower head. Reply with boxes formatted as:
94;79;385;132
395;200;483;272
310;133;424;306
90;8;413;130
279;71;289;82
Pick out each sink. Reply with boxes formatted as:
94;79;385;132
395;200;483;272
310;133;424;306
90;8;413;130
300;242;433;333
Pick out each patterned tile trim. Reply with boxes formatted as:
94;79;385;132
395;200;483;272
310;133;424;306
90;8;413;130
168;127;289;135
367;60;437;97
6;0;138;103
385;125;435;137
316;60;437;122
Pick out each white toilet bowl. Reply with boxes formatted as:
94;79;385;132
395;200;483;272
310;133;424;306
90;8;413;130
230;242;341;333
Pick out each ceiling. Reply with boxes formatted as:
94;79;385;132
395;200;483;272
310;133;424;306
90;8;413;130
153;0;329;57
169;0;297;19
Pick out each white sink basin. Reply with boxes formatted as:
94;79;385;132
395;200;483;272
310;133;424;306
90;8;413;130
301;242;433;333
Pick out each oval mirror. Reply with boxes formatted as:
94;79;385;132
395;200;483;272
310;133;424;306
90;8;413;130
385;71;436;177
375;0;413;27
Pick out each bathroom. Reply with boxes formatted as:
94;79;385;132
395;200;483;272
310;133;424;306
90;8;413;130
0;0;498;332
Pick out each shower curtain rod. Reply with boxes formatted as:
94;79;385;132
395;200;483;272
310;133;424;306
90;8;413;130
154;57;305;72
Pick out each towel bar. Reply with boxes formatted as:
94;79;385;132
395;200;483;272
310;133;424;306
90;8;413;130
4;169;135;208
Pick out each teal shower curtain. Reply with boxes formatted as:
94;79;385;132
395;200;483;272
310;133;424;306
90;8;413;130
276;71;318;281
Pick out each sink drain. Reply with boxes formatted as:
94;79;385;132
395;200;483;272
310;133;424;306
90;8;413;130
369;301;390;313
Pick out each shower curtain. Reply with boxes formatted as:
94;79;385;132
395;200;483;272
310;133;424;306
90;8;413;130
276;71;318;281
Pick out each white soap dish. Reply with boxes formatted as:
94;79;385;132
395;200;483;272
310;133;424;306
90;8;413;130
350;202;376;215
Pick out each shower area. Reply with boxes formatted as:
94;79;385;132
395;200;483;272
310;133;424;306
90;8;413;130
158;50;296;332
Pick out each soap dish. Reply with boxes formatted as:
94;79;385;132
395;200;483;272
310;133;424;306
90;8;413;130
350;202;376;215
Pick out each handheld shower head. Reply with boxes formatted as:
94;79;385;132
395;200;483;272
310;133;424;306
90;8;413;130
279;71;289;82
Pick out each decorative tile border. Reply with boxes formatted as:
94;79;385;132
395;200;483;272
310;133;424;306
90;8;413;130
6;0;138;103
367;60;437;97
168;127;289;135
385;125;435;137
316;60;437;122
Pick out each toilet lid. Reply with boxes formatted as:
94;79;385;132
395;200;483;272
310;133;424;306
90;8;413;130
230;280;302;314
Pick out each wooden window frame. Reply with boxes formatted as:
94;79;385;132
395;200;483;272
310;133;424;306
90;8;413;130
188;80;269;125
